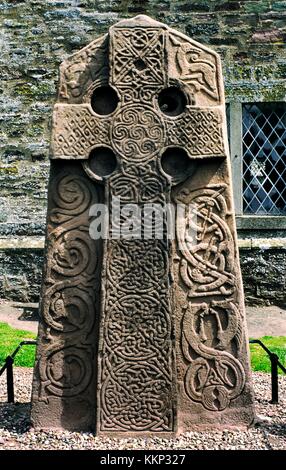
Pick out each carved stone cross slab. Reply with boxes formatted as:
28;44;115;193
31;15;255;434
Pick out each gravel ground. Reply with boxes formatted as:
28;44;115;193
0;368;285;450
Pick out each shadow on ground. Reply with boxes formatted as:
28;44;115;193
0;403;31;433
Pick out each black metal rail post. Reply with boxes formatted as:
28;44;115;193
249;339;286;404
270;353;279;404
6;356;14;403
0;340;37;403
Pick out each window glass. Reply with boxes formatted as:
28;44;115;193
242;103;286;215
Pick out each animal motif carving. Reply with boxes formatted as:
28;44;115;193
32;15;254;433
59;36;109;103
176;185;235;297
182;300;245;411
171;36;219;102
176;184;247;411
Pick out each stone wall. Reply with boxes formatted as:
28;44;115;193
0;0;285;305
0;247;44;302
240;248;286;306
1;244;285;307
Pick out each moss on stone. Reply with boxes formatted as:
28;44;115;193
0;166;19;175
243;1;271;15
26;125;45;138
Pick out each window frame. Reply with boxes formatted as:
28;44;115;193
228;101;286;230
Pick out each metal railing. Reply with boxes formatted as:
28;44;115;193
0;339;284;405
249;339;286;404
0;340;37;403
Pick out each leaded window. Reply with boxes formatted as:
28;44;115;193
242;103;286;215
227;102;286;226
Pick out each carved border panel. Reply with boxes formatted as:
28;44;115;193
32;15;254;434
174;172;254;425
176;185;246;411
31;161;103;430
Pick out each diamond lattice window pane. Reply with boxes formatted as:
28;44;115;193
242;103;286;215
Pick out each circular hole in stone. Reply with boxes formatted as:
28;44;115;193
90;86;119;115
161;147;195;180
134;58;147;71
88;147;117;177
158;87;187;116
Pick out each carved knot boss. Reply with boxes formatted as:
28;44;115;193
31;15;255;434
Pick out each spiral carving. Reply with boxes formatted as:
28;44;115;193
43;283;95;335
50;174;92;224
111;105;164;161
34;169;99;416
39;345;93;398
51;231;97;278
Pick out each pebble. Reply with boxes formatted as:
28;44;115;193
0;368;285;450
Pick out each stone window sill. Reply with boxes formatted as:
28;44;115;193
236;215;286;230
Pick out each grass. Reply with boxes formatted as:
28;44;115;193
0;322;36;368
0;322;285;374
250;335;286;374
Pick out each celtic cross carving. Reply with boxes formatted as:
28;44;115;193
31;15;255;434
